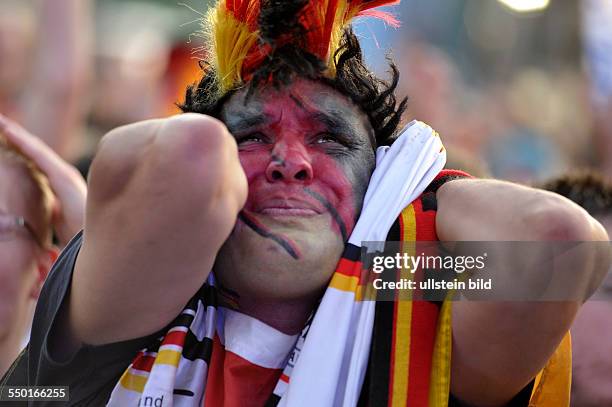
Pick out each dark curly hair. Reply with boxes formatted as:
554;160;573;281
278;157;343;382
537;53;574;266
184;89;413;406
179;1;407;147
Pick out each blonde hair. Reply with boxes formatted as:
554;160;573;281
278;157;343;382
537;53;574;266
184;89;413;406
0;134;53;246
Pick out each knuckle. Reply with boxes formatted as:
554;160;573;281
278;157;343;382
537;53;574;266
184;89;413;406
159;114;231;159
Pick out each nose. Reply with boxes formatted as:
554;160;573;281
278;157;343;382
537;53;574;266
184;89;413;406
265;147;313;184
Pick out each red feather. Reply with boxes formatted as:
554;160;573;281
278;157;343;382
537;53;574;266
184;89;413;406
351;0;400;10
357;9;399;27
224;0;401;83
322;0;341;54
302;0;401;60
225;0;237;14
224;0;260;28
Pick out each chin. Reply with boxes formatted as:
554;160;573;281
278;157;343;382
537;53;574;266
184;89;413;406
214;221;345;302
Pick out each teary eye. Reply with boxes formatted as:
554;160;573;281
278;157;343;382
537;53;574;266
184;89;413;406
237;132;265;145
315;133;339;144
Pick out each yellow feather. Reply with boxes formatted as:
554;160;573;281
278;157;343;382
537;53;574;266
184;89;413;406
197;0;382;95
201;1;259;96
326;0;363;76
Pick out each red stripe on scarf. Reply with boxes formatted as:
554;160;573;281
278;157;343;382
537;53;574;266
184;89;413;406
336;256;371;286
387;211;409;405
161;329;188;347
406;197;440;405
131;352;155;373
204;335;285;407
335;257;362;278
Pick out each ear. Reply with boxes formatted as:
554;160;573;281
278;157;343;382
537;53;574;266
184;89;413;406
29;246;59;300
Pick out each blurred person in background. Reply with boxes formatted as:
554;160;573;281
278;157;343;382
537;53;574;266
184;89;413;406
398;41;490;157
444;147;490;178
90;2;171;129
483;69;594;183
539;171;612;406
582;0;612;175
0;114;86;376
0;0;92;160
74;1;183;178
387;1;592;184
397;41;581;183
0;1;35;117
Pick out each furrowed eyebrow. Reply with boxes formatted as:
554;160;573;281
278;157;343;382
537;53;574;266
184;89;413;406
224;112;267;133
310;112;365;145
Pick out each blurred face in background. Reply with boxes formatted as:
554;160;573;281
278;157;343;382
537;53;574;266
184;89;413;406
91;48;169;128
91;8;171;129
0;161;42;341
0;152;55;378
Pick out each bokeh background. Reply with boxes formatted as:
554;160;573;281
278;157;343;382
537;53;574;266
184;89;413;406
2;0;612;182
2;0;612;181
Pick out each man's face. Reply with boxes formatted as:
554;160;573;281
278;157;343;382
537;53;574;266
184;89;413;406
215;78;375;302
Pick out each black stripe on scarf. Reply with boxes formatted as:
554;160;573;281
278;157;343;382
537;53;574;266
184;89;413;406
150;282;218;361
362;300;394;407
182;331;214;363
423;174;466;194
358;217;402;407
421;191;438;212
342;243;362;262
264;393;282;407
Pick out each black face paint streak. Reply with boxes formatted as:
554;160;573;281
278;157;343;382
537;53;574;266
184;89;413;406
271;153;285;167
238;211;301;259
303;188;349;242
215;278;241;309
289;93;305;109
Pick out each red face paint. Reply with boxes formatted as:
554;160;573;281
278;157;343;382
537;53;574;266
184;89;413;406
222;79;375;252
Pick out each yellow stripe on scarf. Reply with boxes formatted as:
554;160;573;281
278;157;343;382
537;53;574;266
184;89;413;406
529;332;572;406
329;273;366;301
119;370;148;393
429;299;453;406
390;204;416;407
155;349;182;367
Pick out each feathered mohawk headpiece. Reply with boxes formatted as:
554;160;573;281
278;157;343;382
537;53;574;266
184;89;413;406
200;0;400;96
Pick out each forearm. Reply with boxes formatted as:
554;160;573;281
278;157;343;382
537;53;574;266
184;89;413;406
71;115;247;345
437;178;609;301
439;178;610;406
